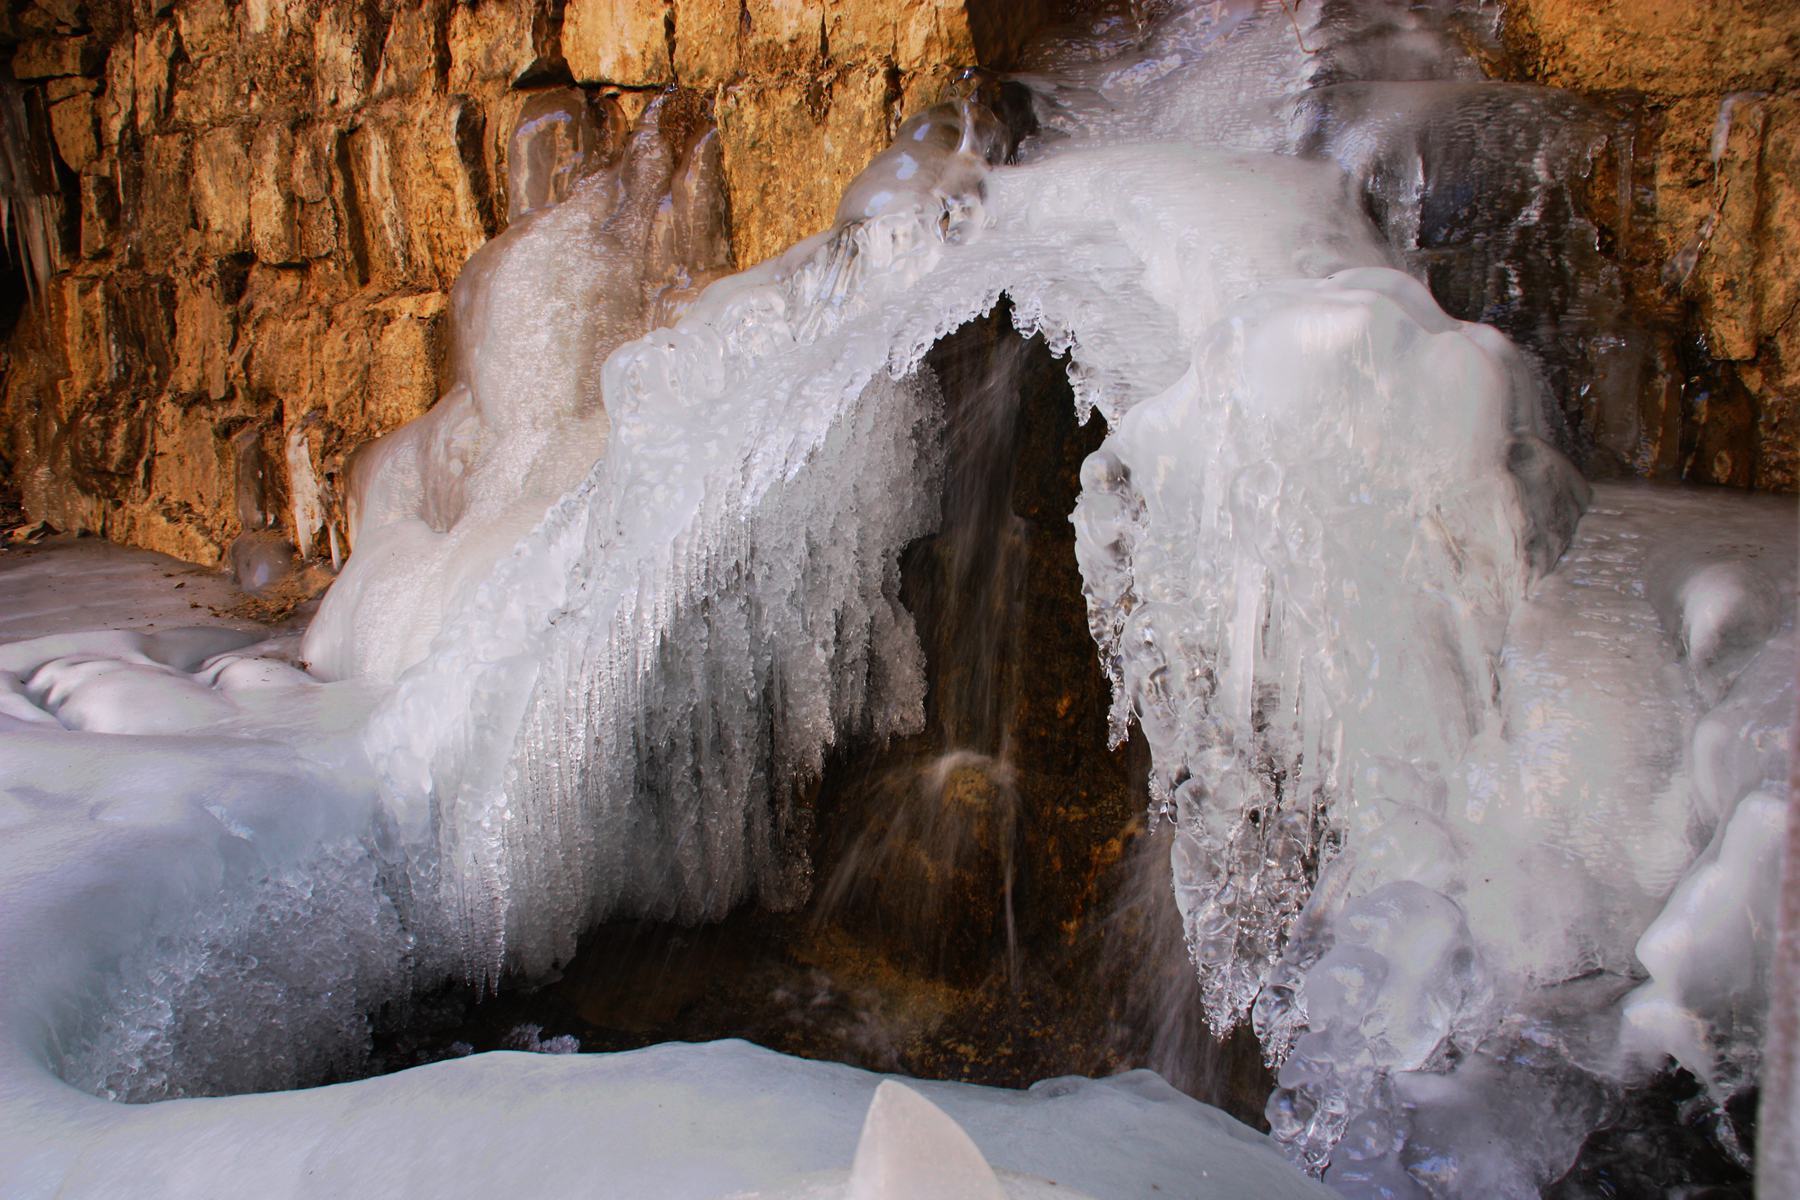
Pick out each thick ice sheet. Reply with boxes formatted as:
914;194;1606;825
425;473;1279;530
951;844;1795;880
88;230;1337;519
1257;483;1795;1190
11;1041;1330;1200
0;537;265;646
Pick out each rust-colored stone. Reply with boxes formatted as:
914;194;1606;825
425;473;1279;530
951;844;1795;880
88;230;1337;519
1503;0;1800;491
1504;0;1799;97
0;0;995;562
565;0;672;87
47;90;95;171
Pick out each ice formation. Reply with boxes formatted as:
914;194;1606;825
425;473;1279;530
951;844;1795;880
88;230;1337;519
6;1039;1332;1199
844;1080;1011;1200
0;69;62;300
0;2;1794;1198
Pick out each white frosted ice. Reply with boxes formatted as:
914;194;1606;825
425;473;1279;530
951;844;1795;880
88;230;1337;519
310;92;729;683
4;1037;1336;1199
1257;484;1794;1190
0;2;1793;1197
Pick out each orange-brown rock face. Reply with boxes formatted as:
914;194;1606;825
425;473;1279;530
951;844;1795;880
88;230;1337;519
2;1;1793;573
1503;0;1800;490
0;0;986;565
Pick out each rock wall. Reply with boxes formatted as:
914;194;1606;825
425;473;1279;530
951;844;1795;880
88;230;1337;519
1502;0;1800;490
1;0;1794;570
0;0;985;565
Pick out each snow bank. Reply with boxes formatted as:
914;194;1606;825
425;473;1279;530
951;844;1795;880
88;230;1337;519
10;1039;1330;1199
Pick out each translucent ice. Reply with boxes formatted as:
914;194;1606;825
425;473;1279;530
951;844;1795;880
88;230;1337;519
309;94;727;683
1258;485;1795;1190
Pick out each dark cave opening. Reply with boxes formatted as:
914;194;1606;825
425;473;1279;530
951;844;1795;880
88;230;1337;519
354;302;1274;1130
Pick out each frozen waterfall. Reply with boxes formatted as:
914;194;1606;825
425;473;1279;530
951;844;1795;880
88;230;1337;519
0;2;1793;1198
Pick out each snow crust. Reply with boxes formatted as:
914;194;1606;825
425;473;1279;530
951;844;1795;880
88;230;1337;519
0;2;1792;1197
7;1041;1331;1200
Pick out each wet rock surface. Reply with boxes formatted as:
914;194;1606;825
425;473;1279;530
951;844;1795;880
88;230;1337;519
1499;0;1800;490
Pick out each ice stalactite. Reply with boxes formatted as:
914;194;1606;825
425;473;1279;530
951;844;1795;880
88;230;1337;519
0;68;61;303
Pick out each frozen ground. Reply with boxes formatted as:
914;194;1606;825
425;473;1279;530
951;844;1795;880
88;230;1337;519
15;1040;1332;1200
0;536;267;646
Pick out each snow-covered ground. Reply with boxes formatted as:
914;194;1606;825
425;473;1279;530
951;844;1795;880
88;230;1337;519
0;536;267;646
13;1039;1332;1199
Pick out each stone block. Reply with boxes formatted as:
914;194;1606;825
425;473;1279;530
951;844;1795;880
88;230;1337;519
716;66;891;266
98;43;133;148
169;47;250;128
48;92;97;172
250;122;300;264
45;76;97;102
1506;0;1800;96
1694;96;1766;361
13;35;101;79
78;171;118;259
673;0;741;87
448;0;556;91
894;0;973;72
313;0;380;111
193;126;252;254
147;398;240;550
132;22;178;134
341;121;415;286
565;0;673;86
368;291;450;434
169;274;232;401
371;0;446;99
1754;97;1800;352
392;99;493;289
138;132;193;263
742;0;825;74
173;0;236;62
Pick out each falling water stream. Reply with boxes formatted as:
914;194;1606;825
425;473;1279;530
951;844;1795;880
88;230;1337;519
814;315;1034;987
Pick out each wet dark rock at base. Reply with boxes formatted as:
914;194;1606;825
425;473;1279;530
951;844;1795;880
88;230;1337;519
360;888;1274;1131
1546;1070;1755;1199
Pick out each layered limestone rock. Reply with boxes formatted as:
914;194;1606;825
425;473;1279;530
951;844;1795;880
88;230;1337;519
0;0;1794;572
1503;0;1800;490
0;0;987;567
